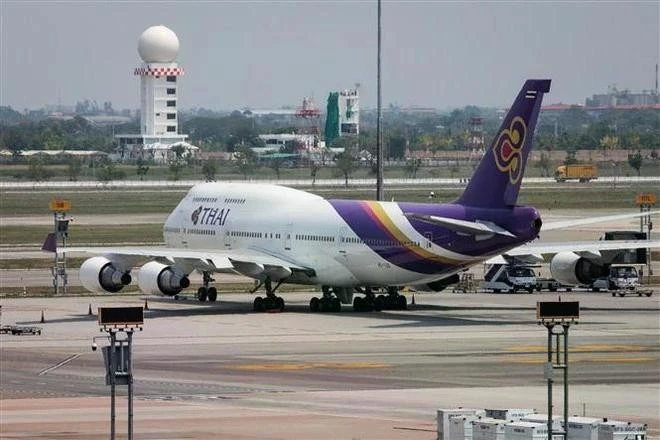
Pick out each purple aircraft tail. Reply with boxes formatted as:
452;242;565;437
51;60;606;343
456;79;551;208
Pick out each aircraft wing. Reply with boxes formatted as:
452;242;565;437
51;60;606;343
59;245;309;274
541;211;658;231
486;239;660;264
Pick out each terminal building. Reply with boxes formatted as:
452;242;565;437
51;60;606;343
113;25;198;164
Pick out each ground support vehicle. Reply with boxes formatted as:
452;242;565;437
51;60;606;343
452;273;476;293
591;264;642;293
612;288;653;297
8;326;42;335
483;264;537;293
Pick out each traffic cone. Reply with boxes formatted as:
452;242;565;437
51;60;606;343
144;299;149;311
40;310;45;323
88;304;92;315
411;294;415;305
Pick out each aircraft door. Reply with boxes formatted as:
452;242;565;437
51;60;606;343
424;232;433;249
223;219;233;249
283;223;293;251
337;227;348;256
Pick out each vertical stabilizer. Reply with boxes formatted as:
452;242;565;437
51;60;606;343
456;79;551;208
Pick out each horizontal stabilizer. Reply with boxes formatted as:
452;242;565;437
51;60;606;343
404;213;515;237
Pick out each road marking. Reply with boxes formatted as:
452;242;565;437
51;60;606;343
502;356;656;364
229;362;389;371
38;353;81;376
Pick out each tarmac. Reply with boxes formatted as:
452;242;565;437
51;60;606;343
1;292;658;439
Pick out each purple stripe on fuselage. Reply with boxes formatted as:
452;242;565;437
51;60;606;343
329;199;541;276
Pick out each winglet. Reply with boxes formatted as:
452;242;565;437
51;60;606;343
41;233;57;253
456;79;551;208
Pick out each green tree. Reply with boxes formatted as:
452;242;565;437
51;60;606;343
404;158;422;178
627;150;643;176
66;156;82;181
202;160;217;181
27;157;52;181
234;144;257;179
334;150;356;187
96;159;124;183
536;152;551;177
387;133;407;159
136;157;150;181
600;135;619;158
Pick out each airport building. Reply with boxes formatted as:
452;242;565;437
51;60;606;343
113;25;198;164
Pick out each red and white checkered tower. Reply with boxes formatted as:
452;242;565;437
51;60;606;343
135;25;185;137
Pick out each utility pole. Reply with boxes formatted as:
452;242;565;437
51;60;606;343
376;0;384;201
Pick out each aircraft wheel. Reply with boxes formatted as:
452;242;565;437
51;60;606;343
331;297;341;312
645;292;652;297
253;296;264;312
527;288;534;294
397;295;407;310
611;292;616;297
618;293;625;297
275;296;285;311
353;296;364;312
373;296;384;312
197;287;208;302
310;297;320;312
207;287;218;302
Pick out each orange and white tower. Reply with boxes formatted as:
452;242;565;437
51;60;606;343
135;25;184;136
115;25;196;163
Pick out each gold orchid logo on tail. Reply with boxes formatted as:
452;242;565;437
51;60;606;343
493;116;527;184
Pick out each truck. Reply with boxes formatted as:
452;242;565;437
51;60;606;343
591;264;651;296
483;264;537;293
554;164;598;182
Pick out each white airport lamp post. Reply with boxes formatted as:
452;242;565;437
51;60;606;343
96;307;144;440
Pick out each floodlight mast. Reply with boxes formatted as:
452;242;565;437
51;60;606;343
376;0;384;201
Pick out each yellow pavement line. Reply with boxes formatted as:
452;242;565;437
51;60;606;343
229;362;389;371
505;344;651;353
502;356;656;364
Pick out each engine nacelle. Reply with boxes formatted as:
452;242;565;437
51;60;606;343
137;261;190;296
80;256;132;293
412;274;460;292
549;252;608;286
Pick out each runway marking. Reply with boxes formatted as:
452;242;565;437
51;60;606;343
502;356;656;364
505;344;651;353
229;362;389;371
38;353;81;376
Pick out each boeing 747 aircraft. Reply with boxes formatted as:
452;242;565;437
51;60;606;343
46;79;658;312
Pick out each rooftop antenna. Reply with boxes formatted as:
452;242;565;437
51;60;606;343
376;0;384;201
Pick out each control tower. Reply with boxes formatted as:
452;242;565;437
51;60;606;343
115;25;196;163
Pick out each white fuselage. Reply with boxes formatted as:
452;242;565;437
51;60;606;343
162;182;488;287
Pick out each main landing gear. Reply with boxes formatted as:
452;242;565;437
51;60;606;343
353;286;407;312
197;272;218;302
309;286;342;313
253;277;285;312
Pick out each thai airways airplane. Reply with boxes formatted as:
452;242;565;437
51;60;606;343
47;79;658;312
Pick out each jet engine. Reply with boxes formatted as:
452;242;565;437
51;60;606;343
412;274;460;292
549;252;608;286
80;256;132;293
137;261;190;296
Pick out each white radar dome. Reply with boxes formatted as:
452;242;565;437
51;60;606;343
138;25;180;63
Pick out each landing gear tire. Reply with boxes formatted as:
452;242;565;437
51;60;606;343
275;296;285;311
310;297;320;312
396;294;407;310
253;296;264;312
197;287;208;302
207;287;218;302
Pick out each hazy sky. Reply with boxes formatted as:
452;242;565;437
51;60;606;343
1;1;658;111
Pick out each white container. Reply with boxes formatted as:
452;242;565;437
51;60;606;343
448;414;480;440
485;408;537;422
521;414;563;432
437;408;485;440
566;416;603;440
472;417;507;440
598;420;647;440
505;421;549;440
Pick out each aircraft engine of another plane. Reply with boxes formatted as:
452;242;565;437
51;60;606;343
137;261;190;296
80;256;132;293
549;252;607;286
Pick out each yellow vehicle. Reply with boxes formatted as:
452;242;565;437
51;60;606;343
554;164;598;182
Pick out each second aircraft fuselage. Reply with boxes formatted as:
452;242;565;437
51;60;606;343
163;182;541;287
